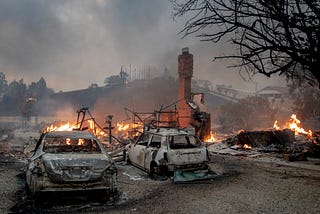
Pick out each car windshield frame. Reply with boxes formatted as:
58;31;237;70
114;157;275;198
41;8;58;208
43;136;102;154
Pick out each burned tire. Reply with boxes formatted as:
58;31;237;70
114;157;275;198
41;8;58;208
106;190;118;205
149;162;168;181
149;162;158;177
25;183;32;198
159;165;169;176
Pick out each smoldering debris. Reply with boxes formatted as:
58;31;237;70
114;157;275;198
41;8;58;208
208;129;320;162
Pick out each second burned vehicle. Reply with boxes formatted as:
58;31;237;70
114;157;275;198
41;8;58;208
125;127;210;176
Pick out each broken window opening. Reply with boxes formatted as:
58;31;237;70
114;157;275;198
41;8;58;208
149;135;161;148
168;135;200;149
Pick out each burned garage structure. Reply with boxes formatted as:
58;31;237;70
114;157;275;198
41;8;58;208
26;131;117;200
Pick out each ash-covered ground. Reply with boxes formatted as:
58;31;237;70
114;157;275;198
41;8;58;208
1;129;320;214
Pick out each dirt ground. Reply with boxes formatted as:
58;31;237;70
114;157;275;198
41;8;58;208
1;131;320;214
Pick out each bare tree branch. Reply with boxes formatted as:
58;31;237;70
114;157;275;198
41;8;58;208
171;0;320;87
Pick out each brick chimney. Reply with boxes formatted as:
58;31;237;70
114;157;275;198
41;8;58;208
176;48;211;140
177;47;193;128
178;47;193;101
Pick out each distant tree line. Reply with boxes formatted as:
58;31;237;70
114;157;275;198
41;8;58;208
0;72;53;119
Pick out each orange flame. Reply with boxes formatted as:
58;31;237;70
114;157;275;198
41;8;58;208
45;120;108;139
273;114;312;138
204;131;216;143
46;122;78;132
88;120;95;130
273;120;280;130
87;119;107;138
117;123;130;131
66;138;71;145
45;120;144;141
115;121;144;139
237;129;245;134
78;138;85;145
243;144;252;150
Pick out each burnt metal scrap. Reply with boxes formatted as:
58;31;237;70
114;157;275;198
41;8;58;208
75;107;122;145
173;170;216;183
236;129;295;148
283;134;320;161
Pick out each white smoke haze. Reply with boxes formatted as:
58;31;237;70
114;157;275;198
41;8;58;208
0;0;286;92
52;105;78;123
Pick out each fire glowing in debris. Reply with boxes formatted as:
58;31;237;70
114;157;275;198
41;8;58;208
66;138;71;145
116;121;144;139
87;119;107;138
78;138;85;145
204;131;216;143
287;114;312;137
237;129;245;134
88;120;95;130
273;120;280;130
243;144;252;150
132;122;144;133
46;122;78;132
273;114;312;137
45;120;144;140
45;120;108;139
117;123;130;131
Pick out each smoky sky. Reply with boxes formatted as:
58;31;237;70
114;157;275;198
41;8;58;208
0;0;285;92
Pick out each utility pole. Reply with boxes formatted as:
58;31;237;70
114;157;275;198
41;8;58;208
106;115;114;146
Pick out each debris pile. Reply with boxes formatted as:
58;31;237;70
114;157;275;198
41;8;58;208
209;114;320;161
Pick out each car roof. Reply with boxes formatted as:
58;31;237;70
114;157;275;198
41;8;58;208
45;131;96;139
144;128;194;136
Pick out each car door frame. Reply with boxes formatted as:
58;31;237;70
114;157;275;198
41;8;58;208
144;134;162;172
128;133;149;169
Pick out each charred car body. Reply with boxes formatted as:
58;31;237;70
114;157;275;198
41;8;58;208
26;131;117;198
125;127;209;175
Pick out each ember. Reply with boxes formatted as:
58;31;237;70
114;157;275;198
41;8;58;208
243;144;252;150
66;138;71;145
78;138;85;145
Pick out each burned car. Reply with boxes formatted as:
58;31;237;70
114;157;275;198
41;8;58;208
26;131;117;199
125;127;209;176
